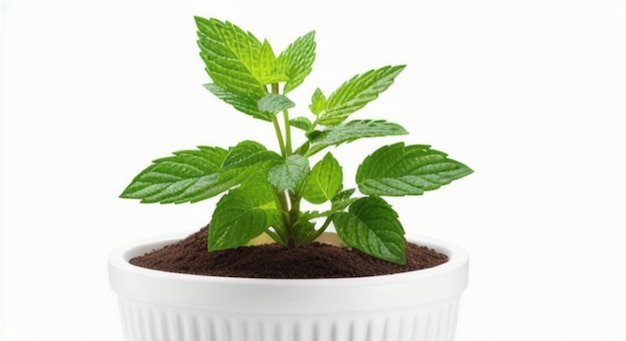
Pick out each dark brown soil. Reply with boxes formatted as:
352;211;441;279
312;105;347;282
130;226;448;279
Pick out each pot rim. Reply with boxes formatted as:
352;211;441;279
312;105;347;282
109;232;469;312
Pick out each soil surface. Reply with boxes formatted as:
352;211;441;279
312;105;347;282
130;226;448;279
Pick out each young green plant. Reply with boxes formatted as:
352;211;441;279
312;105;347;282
120;17;472;264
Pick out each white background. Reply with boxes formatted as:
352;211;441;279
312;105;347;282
2;0;626;340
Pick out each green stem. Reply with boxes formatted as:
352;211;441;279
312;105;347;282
273;188;298;248
277;189;291;230
288;192;302;247
288;192;301;228
270;83;291;157
283;109;292;156
269;83;299;246
272;117;287;156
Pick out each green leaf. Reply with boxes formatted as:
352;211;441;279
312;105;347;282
195;17;266;99
222;140;282;169
356;142;473;196
120;146;240;204
333;196;406;264
331;188;357;211
255;40;289;85
291;210;332;246
289;116;313;131
309;87;326;116
267;155;310;192
294;141;310;156
302;152;343;204
278;31;316;93
257;93;295;114
204;83;272;121
318;65;406;126
209;182;279;250
307;120;408;156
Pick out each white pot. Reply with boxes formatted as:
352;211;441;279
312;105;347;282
108;233;469;341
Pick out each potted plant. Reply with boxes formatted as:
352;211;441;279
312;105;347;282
109;16;473;341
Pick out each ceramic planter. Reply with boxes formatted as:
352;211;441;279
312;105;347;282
108;233;469;341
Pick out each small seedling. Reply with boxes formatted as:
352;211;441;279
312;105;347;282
121;17;472;264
